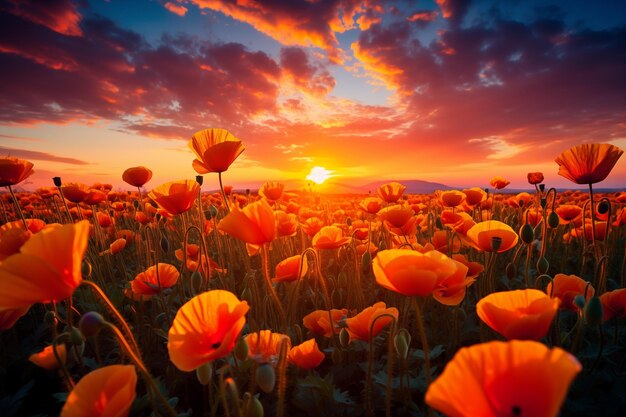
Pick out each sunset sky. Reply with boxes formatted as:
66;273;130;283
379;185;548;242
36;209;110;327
1;0;625;192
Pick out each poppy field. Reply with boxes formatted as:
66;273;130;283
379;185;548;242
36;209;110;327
1;135;626;417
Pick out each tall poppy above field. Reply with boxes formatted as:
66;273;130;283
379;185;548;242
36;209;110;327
168;290;249;371
189;128;245;174
0;221;90;309
128;263;180;301
345;302;398;343
60;365;137;417
555;143;623;184
465;220;519;253
425;340;581;417
148;180;200;215
0;157;34;187
122;166;153;188
218;198;275;245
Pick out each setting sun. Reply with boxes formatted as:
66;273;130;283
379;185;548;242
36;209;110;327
306;166;333;184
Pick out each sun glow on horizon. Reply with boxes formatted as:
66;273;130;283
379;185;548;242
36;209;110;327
306;166;333;184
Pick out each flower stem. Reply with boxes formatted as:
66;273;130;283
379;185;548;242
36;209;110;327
7;185;28;229
218;171;230;213
412;297;433;417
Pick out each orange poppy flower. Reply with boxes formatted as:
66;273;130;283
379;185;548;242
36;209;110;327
583;221;607;241
432;255;475;306
452;254;484;279
600;288;626;322
29;344;67;370
84;189;107;206
303;308;348;337
556;205;582;223
489;176;510;190
122;166;153;188
272;255;307;283
61;183;90;204
0;157;34;187
218;199;275;245
477;289;560;340
275;211;298;237
0;225;32;260
508;192;533;209
128;263;180;301
555;143;623;184
245;330;291;365
148;180;200;215
60;365;137;417
360;197;384;214
0;221;90;309
259;181;285;201
100;238;126;256
312;225;350;250
345;302;398;343
0;305;31;330
440;190;466;208
189;128;245;174
465;220;519;253
546;273;594;311
462;187;487;206
373;249;468;298
425;340;581;417
527;172;545;185
378;204;414;228
288;339;325;369
377;182;406;203
168;290;249;371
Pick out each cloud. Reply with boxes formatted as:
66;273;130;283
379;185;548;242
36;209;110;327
280;47;335;97
164;2;188;17
0;146;91;165
0;0;82;36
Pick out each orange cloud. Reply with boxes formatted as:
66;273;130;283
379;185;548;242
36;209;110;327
0;0;82;36
164;2;188;17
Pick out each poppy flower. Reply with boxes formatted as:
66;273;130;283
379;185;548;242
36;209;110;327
440;190;466;208
477;289;560;340
432;255;475;306
128;263;180;301
83;189;107;206
0;157;34;187
245;330;291;365
312;226;350;250
378;182;406;203
583;221;607;241
0;225;32;260
122;166;153;188
29;344;67;370
189;128;245;174
61;183;90;204
555;205;582;223
345;302;398;343
259;181;285;201
360;197;384;214
462;187;487;206
546;274;594;311
218;199;275;245
378;204;414;228
275;211;298;237
373;249;468;298
555;143;623;185
288;339;325;369
0;305;31;331
0;221;90;310
303;308;348;337
527;172;544;185
148;180;200;215
465;220;519;253
272;255;307;283
60;365;137;417
168;290;249;371
490;176;510;190
100;238;126;256
425;340;581;417
600;288;626;321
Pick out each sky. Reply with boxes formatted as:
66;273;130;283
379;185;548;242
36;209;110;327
0;0;625;192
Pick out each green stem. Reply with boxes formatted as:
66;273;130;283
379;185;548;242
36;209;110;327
7;185;28;229
412;297;433;417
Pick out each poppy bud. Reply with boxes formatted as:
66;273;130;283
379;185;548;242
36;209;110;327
209;205;218;219
394;330;411;360
79;312;105;337
191;270;204;294
519;224;534;244
584;296;603;326
339;328;350;348
547;212;560;229
160;236;169;253
81;260;92;278
44;311;58;327
435;217;443;229
196;362;213;385
540;198;547;209
68;326;85;346
53;176;62;187
362;250;372;275
256;364;275;393
346;217;352;227
505;263;517;280
573;294;586;310
539;184;546;192
234;338;249;362
536;256;549;275
597;201;610;215
243;393;264;417
196;175;204;186
133;199;139;209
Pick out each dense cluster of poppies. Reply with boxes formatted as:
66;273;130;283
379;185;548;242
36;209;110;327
0;137;625;416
